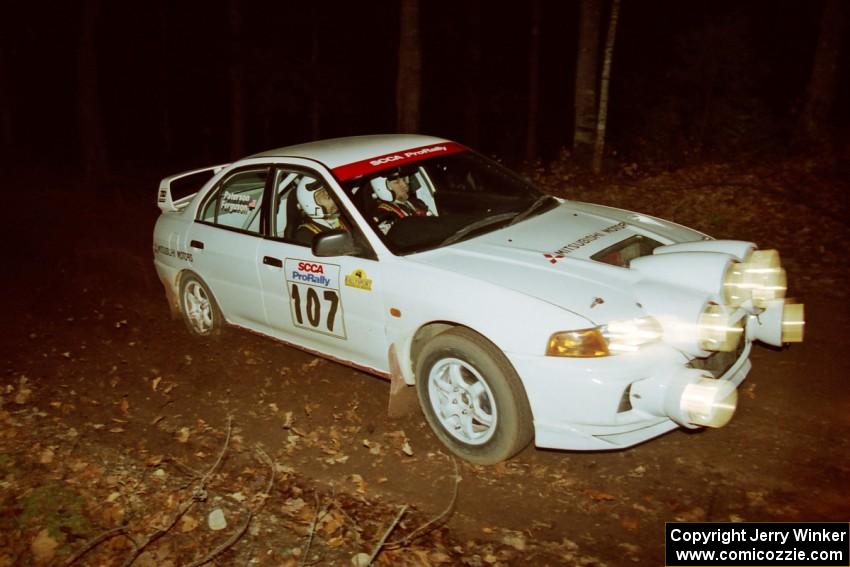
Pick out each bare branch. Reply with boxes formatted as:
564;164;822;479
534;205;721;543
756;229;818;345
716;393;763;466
386;456;460;548
182;444;277;567
368;505;409;565
299;492;322;567
64;525;134;566
182;510;252;567
120;417;234;567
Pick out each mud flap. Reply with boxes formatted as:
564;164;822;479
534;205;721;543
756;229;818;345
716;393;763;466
387;344;418;418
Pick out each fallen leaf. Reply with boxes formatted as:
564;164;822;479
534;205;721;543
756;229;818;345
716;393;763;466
585;489;616;501
350;474;367;495
39;448;54;464
401;440;414;456
30;529;58;564
152;376;162;391
502;531;526;550
14;377;32;405
281;497;306;515
176;427;190;443
180;514;199;533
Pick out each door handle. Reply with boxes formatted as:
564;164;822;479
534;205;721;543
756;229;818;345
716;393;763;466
263;256;283;268
190;240;204;250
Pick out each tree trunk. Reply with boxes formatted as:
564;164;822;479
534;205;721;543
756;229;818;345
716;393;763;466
229;0;245;158
526;0;542;163
310;9;321;140
573;0;601;161
592;0;620;174
464;0;481;147
157;0;173;163
78;0;108;190
0;40;12;158
796;0;846;147
396;0;421;133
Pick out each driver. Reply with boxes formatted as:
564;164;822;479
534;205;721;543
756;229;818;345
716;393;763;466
370;172;429;233
295;177;347;245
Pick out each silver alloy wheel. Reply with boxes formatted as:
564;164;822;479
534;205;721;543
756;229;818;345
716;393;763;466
427;357;497;445
183;280;214;334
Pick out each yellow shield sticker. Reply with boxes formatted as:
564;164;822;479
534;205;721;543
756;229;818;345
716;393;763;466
344;269;373;291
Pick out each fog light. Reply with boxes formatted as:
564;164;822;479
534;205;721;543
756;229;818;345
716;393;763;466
722;262;750;307
782;302;805;343
698;304;744;352
681;378;737;428
722;249;787;308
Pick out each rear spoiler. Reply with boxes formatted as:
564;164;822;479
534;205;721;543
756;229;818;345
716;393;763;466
157;164;229;212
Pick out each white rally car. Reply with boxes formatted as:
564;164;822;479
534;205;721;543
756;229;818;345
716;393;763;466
153;135;804;464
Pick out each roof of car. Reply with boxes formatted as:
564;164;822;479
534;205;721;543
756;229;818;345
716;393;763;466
249;134;452;170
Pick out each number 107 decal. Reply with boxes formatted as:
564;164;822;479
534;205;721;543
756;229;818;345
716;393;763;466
285;259;347;339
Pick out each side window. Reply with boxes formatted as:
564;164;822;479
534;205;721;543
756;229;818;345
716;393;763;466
271;170;345;247
270;168;375;259
270;169;302;241
199;168;268;233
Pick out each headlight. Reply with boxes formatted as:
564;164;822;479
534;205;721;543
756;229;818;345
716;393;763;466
698;304;743;352
546;317;662;357
546;328;609;357
600;316;664;353
722;249;787;308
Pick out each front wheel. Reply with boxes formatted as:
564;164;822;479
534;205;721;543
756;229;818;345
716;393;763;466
415;328;533;465
179;273;222;337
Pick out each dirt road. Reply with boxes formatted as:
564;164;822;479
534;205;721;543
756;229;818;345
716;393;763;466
1;168;848;566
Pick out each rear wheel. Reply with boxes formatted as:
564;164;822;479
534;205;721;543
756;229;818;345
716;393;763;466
415;328;533;464
179;274;221;337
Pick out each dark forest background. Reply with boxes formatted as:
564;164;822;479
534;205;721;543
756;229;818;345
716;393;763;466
1;0;847;182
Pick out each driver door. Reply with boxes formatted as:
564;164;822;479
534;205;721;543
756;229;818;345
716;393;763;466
256;166;390;373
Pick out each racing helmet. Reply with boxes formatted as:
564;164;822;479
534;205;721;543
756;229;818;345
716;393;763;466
370;170;410;202
297;177;329;219
369;175;394;202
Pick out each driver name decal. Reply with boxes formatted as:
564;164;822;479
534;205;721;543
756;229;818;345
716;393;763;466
544;222;627;263
220;191;257;214
285;259;346;339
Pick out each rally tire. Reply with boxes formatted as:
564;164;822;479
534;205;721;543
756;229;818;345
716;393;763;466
415;328;534;465
179;273;222;337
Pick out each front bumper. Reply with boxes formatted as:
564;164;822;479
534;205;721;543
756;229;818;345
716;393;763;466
508;339;752;451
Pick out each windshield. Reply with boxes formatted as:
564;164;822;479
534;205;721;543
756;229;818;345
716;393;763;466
340;150;556;254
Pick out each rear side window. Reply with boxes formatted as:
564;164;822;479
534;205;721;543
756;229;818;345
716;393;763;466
200;168;268;233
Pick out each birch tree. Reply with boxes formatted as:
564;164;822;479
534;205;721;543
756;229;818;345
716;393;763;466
592;0;620;173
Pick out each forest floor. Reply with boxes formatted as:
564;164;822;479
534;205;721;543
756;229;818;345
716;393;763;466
1;157;849;566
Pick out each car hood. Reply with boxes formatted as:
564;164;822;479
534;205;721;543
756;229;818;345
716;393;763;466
407;201;706;324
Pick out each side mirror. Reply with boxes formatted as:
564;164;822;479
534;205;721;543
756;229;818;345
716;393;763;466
312;230;364;257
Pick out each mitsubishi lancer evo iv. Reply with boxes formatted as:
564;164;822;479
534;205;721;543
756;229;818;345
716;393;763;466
153;134;804;464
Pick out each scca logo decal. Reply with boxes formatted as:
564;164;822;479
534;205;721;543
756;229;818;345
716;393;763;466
297;262;325;273
370;155;404;166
